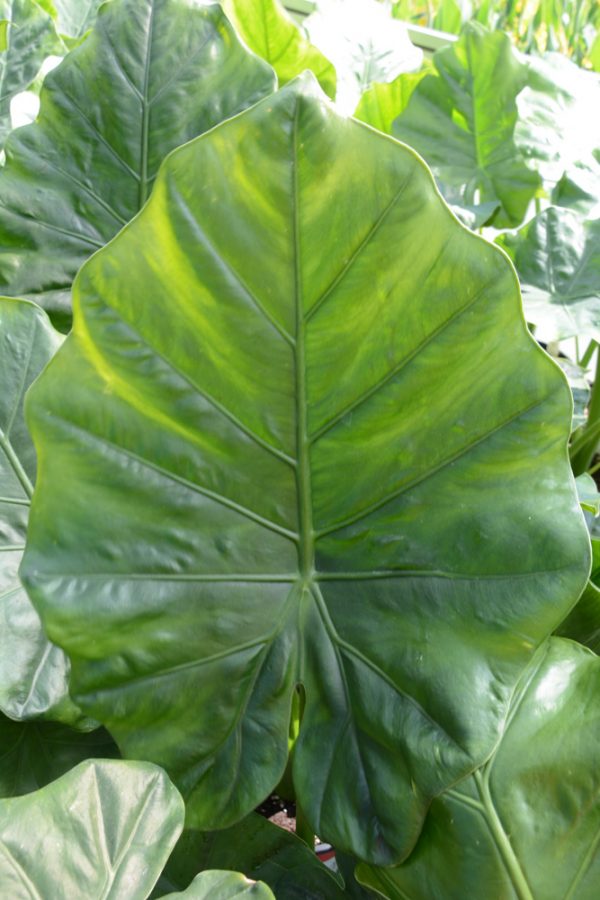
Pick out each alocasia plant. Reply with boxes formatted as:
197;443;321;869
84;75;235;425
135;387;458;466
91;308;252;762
393;22;541;228
21;75;589;865
357;638;600;900
497;206;600;343
161;871;275;900
0;0;275;328
0;296;77;721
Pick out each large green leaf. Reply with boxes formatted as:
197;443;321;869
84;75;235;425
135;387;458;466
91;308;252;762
21;76;589;865
497;207;600;343
393;22;540;228
0;712;118;797
0;0;62;145
515;53;600;198
0;297;80;721
0;758;184;898
161;871;275;899
158;812;346;899
0;0;275;328
358;638;600;899
305;0;422;114
222;0;335;99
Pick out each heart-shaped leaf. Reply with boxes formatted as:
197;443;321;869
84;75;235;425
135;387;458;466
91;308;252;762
357;638;600;899
222;0;335;99
0;0;275;328
0;759;184;898
393;22;540;228
0;297;80;721
497;207;600;343
161;871;275;900
21;76;588;865
0;712;118;798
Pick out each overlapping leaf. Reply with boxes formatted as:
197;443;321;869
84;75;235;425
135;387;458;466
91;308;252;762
0;713;118;797
394;22;540;227
498;207;600;342
0;0;62;145
0;0;275;327
159;812;346;899
222;0;335;99
22;76;588;865
557;536;600;653
0;297;80;721
358;638;600;899
0;759;184;898
353;69;428;135
49;0;107;41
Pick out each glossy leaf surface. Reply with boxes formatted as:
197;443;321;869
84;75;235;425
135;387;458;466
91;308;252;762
358;638;600;899
394;23;540;227
22;77;589;865
0;0;61;145
0;759;184;898
222;0;335;99
0;713;118;797
0;297;77;721
498;207;600;342
160;812;346;899
161;871;275;900
0;0;275;326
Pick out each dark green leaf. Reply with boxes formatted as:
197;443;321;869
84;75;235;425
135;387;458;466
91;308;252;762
0;297;81;721
222;0;335;99
0;713;118;798
358;638;600;899
22;75;588;865
497;207;600;343
0;0;275;326
0;759;184;898
161;812;346;899
394;23;540;228
556;536;600;653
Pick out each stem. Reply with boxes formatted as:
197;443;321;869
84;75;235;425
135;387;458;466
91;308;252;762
580;339;598;370
571;349;600;474
587;458;600;476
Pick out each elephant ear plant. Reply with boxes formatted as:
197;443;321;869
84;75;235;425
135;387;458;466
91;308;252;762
21;74;589;868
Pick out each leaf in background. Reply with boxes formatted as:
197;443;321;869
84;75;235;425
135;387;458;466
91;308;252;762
0;759;184;898
358;638;600;899
0;297;82;722
552;158;600;220
161;871;275;900
497;207;600;343
0;0;62;145
158;812;346;899
22;76;588;865
0;0;275;329
394;22;540;228
353;69;428;135
556;536;600;653
432;0;472;34
49;0;107;41
576;472;600;515
222;0;335;99
515;53;600;199
0;713;118;798
305;0;422;114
